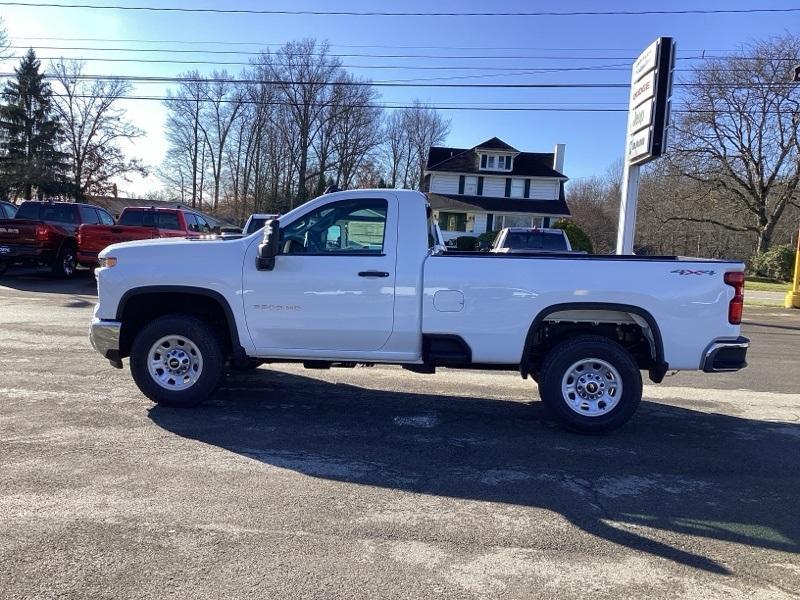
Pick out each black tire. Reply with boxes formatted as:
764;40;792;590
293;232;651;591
130;315;224;407
52;243;77;279
538;335;642;434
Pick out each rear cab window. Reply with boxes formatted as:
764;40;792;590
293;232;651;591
41;204;78;224
15;203;41;220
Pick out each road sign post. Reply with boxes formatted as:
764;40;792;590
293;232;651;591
616;37;676;254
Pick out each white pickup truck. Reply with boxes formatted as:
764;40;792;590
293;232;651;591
89;189;748;432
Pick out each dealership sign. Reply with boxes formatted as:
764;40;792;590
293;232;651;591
626;37;676;164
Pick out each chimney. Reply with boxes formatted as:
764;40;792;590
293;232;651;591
553;143;566;174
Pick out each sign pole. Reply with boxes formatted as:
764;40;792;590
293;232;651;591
615;37;675;255
616;161;640;254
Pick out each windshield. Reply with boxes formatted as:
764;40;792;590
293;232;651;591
246;217;268;235
501;231;568;251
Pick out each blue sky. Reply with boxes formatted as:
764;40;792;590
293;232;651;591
1;0;799;194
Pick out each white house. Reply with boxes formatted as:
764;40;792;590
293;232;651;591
422;137;569;240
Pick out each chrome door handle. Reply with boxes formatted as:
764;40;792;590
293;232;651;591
358;271;390;278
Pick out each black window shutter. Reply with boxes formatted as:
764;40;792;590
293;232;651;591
486;213;494;231
458;175;465;194
477;176;484;195
524;179;531;198
505;178;511;197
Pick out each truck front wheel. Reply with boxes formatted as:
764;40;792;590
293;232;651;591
130;315;224;407
538;335;642;433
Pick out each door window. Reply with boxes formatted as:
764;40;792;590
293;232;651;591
280;198;387;255
98;210;115;225
79;206;101;225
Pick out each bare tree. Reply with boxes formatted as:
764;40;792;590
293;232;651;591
164;72;207;207
198;71;243;211
261;40;341;204
382;110;408;188
404;100;450;189
669;34;800;255
0;17;10;60
50;60;146;199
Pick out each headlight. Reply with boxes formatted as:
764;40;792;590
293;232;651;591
100;256;117;268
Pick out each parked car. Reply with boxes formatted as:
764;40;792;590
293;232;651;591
0;201;115;277
0;200;17;220
491;227;573;253
88;189;748;433
77;207;212;269
242;213;279;235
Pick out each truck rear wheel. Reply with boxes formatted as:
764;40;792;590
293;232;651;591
130;315;224;407
538;335;642;433
52;244;77;279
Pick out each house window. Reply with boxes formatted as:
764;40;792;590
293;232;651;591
497;214;535;229
510;179;525;198
438;212;467;232
487;155;496;169
464;176;478;195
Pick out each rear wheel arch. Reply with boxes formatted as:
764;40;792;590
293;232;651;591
117;286;244;360
521;302;667;381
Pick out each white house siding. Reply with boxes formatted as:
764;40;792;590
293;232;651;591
530;179;559;200
430;174;460;194
473;213;488;234
482;177;506;197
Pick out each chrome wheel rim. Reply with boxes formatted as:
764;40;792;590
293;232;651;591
147;335;203;390
561;358;623;417
63;251;75;276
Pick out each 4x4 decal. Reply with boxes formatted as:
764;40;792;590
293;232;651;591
671;269;716;276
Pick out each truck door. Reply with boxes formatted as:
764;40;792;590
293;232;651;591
243;194;397;353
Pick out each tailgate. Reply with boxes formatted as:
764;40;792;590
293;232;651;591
78;225;156;254
0;219;39;245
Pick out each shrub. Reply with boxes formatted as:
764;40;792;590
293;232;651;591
476;230;500;249
552;219;594;253
454;235;478;251
751;244;795;281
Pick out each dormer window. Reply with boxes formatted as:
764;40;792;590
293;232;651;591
480;153;513;171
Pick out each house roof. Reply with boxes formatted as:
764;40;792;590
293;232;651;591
427;193;571;217
474;137;519;152
426;144;566;178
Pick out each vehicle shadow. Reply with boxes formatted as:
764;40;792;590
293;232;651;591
148;369;799;576
0;267;97;297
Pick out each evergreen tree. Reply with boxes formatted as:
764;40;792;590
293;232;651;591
0;49;70;200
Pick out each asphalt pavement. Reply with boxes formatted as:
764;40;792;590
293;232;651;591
1;268;799;599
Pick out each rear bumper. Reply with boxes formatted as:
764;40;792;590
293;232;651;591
77;250;99;268
89;316;123;368
0;244;54;264
702;336;749;373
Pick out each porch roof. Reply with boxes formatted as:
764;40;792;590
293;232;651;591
426;193;571;216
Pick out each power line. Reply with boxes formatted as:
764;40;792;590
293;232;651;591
2;2;798;17
31;91;738;115
9;36;740;53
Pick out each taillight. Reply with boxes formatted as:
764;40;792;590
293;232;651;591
35;223;51;242
724;271;745;325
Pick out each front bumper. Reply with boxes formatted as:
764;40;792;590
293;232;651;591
702;336;749;373
89;316;123;368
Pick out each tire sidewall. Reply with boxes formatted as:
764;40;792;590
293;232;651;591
539;335;642;433
130;315;224;406
53;245;77;279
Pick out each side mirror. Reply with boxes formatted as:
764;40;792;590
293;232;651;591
256;218;280;271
